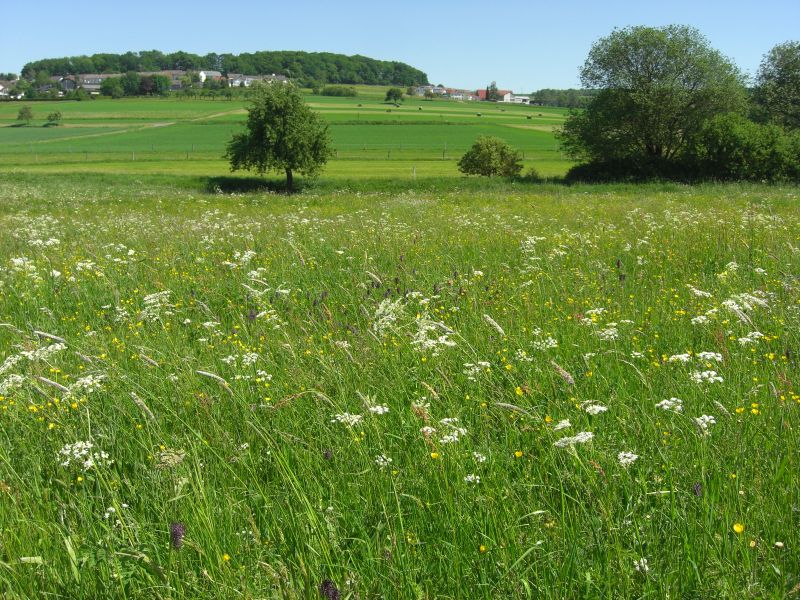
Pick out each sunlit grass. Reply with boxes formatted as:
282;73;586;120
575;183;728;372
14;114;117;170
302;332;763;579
0;176;798;597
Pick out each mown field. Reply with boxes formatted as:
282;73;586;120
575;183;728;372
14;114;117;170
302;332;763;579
0;92;570;179
0;173;799;598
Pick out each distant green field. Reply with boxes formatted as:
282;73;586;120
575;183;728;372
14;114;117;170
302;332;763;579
0;92;573;179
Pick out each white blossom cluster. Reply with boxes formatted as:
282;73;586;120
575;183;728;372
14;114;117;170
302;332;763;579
58;441;113;470
554;431;594;448
331;413;363;427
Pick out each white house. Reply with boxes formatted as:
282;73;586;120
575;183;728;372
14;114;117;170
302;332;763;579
499;93;531;104
0;81;9;97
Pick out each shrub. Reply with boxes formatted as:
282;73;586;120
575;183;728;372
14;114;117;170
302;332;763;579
689;114;795;181
321;85;358;97
458;136;523;178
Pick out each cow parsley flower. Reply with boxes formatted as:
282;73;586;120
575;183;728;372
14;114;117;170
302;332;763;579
584;404;608;415
331;413;363;427
58;441;113;470
553;419;572;431
668;353;692;363
554;431;594;448
374;455;392;469
464;473;481;484
617;452;639;468
655;398;683;413
691;370;723;384
368;404;390;415
694;414;716;434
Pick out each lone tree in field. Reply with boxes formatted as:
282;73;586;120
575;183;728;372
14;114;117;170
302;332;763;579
225;83;332;192
385;87;404;103
754;41;800;130
46;111;62;126
458;136;523;177
558;25;746;170
17;106;33;125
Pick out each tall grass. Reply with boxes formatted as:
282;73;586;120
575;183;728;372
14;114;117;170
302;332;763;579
0;177;798;598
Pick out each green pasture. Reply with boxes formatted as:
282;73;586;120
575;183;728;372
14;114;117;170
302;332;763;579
0;92;572;178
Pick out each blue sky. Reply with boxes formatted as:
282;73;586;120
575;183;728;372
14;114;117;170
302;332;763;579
1;0;797;91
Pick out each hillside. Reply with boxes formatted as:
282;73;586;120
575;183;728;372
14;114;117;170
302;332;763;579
21;50;429;87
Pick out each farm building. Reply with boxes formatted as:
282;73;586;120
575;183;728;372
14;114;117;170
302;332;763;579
476;88;512;101
77;74;120;94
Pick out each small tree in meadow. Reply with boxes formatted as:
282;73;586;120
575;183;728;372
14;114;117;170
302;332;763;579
385;87;403;103
46;111;63;126
17;106;33;125
458;136;523;177
225;82;332;192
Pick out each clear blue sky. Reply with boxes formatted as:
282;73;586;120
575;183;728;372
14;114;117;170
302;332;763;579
1;0;797;91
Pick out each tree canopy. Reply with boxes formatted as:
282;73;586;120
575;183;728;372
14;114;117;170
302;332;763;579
558;25;746;168
225;83;332;191
754;41;800;130
21;50;428;87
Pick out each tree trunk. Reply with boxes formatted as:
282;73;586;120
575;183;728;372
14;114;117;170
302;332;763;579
285;168;293;193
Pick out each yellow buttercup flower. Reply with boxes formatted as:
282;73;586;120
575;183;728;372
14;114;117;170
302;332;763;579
733;523;745;534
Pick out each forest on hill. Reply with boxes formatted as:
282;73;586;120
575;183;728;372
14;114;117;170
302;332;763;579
21;50;429;87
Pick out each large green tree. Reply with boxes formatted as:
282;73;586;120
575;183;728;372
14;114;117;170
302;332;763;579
754;41;800;130
558;25;746;168
225;83;332;191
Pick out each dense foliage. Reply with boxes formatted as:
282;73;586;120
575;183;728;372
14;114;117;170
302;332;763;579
559;26;800;183
21;50;428;87
100;73;171;98
753;41;800;130
559;26;746;166
458;136;523;177
529;88;598;108
320;85;358;97
225;83;332;191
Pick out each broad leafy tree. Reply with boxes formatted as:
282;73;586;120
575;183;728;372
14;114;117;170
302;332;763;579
458;136;522;177
225;83;332;191
385;87;404;103
754;41;800;130
558;25;746;167
17;106;33;125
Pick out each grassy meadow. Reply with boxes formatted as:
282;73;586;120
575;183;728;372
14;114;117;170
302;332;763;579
1;89;800;598
0;93;570;178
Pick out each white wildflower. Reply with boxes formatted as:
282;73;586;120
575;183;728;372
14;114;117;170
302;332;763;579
58;441;112;470
617;452;639;468
374;455;392;469
584;404;608;415
668;353;692;363
331;413;363;427
655;398;683;413
694;414;716;434
553;419;572;431
691;370;723;384
554;431;594;448
472;452;487;463
464;473;481;484
368;404;390;415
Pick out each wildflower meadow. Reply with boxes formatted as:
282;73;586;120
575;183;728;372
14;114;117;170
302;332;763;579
0;177;798;598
